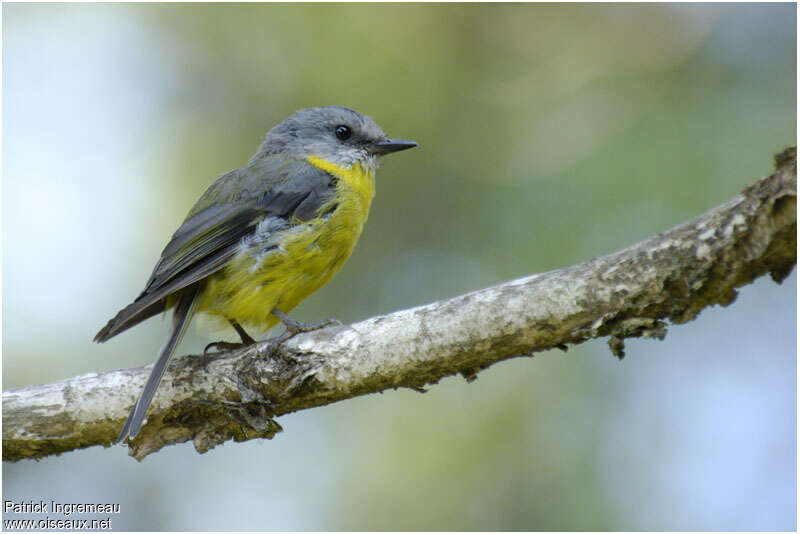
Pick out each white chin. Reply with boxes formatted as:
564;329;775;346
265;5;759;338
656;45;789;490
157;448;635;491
361;154;379;172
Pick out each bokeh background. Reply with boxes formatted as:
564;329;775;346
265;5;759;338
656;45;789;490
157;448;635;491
3;3;796;530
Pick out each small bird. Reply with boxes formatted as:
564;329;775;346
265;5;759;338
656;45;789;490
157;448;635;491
95;106;418;443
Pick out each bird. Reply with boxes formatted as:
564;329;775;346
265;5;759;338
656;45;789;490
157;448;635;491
95;106;418;443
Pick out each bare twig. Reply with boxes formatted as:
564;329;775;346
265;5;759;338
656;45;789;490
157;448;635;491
3;147;795;462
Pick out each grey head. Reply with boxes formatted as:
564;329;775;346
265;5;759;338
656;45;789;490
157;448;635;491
252;106;417;169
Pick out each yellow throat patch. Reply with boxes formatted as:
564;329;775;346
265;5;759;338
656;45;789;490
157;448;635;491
306;155;376;210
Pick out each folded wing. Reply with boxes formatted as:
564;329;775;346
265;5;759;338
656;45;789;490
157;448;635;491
95;159;335;342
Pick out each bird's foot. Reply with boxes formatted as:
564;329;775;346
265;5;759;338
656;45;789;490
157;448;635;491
255;310;342;362
272;309;343;336
204;341;253;354
204;319;258;354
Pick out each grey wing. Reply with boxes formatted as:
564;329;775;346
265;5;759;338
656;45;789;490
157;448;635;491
95;159;335;342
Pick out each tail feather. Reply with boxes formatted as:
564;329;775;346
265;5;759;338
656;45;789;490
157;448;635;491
117;287;199;443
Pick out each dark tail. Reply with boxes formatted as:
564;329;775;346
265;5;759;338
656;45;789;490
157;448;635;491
116;287;199;443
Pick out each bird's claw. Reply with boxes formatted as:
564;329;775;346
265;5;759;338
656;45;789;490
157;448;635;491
293;317;342;333
204;341;250;354
272;309;343;334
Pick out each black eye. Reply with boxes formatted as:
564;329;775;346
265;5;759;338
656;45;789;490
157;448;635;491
334;125;352;141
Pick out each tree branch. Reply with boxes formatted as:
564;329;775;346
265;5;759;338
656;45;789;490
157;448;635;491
4;147;796;462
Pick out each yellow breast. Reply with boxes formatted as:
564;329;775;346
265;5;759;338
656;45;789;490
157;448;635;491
196;157;375;334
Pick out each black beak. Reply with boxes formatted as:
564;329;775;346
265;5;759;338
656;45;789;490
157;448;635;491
369;139;419;155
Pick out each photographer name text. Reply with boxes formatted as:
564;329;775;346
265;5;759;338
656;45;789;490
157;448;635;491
5;501;119;516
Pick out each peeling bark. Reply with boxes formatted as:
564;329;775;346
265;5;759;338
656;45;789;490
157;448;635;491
3;147;796;462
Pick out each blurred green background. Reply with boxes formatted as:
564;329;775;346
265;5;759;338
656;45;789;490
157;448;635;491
3;3;796;530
